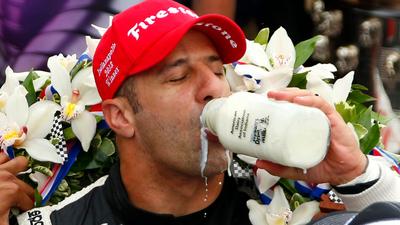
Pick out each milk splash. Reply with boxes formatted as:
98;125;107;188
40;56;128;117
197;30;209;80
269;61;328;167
200;114;234;177
200;115;209;178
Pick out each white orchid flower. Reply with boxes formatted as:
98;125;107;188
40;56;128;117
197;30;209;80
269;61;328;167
332;71;354;104
255;169;281;194
0;67;21;112
299;63;337;80
240;40;269;68
5;66;50;92
91;16;113;36
86;17;113;58
48;54;101;151
247;186;320;225
236;154;280;194
0;66;48;111
0;86;62;163
53;54;78;72
255;27;296;93
306;70;354;105
225;64;261;92
265;27;296;72
86;36;101;59
228;27;296;93
237;154;258;165
229;40;269;92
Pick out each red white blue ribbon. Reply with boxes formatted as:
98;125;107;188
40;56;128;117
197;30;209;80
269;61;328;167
294;181;330;200
40;141;81;205
371;146;400;174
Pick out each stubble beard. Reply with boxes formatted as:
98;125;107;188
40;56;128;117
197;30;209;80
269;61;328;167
201;141;229;177
137;109;228;178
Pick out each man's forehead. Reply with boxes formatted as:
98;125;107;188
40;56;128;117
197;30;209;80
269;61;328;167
161;30;220;62
132;30;222;77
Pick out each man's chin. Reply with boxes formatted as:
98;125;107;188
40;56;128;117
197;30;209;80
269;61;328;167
201;149;229;176
205;129;220;143
201;166;227;177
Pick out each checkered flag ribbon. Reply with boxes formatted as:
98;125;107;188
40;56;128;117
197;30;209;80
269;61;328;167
231;159;253;179
328;190;344;204
50;111;68;163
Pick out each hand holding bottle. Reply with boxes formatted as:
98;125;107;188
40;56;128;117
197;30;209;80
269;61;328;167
256;88;368;186
202;91;331;170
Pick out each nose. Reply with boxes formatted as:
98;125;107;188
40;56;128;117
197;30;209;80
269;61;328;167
195;65;230;104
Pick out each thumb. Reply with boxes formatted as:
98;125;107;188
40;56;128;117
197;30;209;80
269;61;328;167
0;210;10;225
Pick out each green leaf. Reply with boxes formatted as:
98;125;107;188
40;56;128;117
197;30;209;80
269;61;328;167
90;133;102;149
22;71;39;106
254;28;270;45
57;179;69;192
351;84;369;91
91;138;115;164
70;151;94;171
288;72;308;89
357;106;373;130
371;111;390;125
70;60;85;80
294;35;320;68
360;123;380;154
93;150;108;164
34;189;43;207
95;115;104;123
278;178;297;196
66;171;84;179
348;90;375;104
70;60;93;80
33;165;53;177
98;138;115;156
352;123;368;139
64;127;76;140
289;193;306;211
335;102;356;123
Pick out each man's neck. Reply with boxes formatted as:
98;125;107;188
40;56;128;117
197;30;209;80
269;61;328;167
119;156;225;217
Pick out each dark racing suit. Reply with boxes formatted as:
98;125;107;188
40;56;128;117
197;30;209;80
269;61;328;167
17;163;252;225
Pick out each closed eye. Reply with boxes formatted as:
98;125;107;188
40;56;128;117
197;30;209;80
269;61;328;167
214;71;224;76
213;66;225;77
169;74;187;82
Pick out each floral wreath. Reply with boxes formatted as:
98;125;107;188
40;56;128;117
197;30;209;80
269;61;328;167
2;21;398;224
2;20;117;206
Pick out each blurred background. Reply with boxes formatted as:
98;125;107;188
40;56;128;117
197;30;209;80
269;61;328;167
0;0;399;151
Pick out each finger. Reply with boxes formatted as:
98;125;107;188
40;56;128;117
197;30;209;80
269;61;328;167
291;95;348;129
292;95;336;116
16;192;35;211
0;153;9;164
0;214;10;225
15;179;35;199
0;182;34;212
256;159;308;181
267;89;314;102
0;171;35;198
0;156;29;175
268;90;340;123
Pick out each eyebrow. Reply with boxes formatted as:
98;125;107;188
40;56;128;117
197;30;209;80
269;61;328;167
161;54;222;74
165;58;188;70
207;55;222;63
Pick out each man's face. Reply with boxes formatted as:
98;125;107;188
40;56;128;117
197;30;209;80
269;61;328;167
131;30;231;177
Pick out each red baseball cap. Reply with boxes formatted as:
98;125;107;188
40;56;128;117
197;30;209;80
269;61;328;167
93;0;246;100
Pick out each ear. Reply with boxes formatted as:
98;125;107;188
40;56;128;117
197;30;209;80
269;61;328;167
102;97;135;138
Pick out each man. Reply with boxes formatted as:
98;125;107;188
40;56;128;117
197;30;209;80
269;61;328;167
1;0;399;224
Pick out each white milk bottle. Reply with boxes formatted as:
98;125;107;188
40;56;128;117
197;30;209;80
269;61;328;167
201;91;330;170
